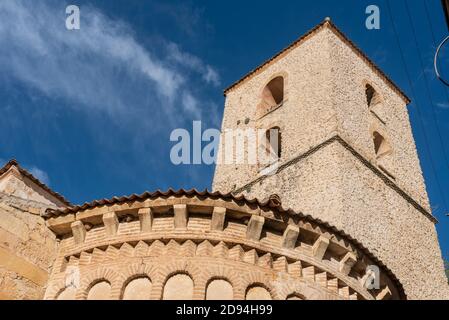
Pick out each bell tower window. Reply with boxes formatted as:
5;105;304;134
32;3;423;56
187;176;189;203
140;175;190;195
265;126;282;159
365;84;382;108
257;77;284;118
373;131;391;159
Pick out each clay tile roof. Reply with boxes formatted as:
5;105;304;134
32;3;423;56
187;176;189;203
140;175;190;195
0;159;71;206
44;188;406;299
223;19;411;104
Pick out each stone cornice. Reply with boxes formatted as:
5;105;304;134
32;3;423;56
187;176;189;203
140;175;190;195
233;135;436;224
45;196;406;300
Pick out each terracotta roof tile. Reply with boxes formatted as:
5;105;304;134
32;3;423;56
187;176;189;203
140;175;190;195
224;19;411;104
0;159;71;206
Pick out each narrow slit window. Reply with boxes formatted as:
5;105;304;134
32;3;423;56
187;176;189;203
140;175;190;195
365;84;381;108
373;131;391;158
265;127;281;159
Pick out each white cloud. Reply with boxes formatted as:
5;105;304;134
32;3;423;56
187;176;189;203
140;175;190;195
167;42;220;86
181;92;201;118
0;0;218;126
437;102;449;109
29;166;51;186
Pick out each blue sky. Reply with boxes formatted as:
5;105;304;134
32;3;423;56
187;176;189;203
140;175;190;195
0;0;448;259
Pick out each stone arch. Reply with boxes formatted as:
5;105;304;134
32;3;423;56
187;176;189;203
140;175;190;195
121;276;152;300
201;265;244;299
364;82;383;108
276;280;326;300
117;262;159;300
206;278;234;300
79;267;121;300
162;273;194;300
55;285;77;300
86;280;112;300
45;278;68;300
158;260;202;286
256;72;288;119
158;260;204;300
241;271;278;299
245;283;272;300
286;293;306;300
201;265;241;289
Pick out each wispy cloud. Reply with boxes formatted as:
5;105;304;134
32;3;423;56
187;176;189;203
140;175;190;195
437;102;449;109
0;157;50;186
167;42;220;87
150;2;206;37
29;166;51;186
0;0;218;128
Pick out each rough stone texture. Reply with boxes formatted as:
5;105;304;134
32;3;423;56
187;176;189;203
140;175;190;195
0;168;65;207
43;197;403;301
2;20;447;301
0;193;59;299
0;163;62;300
213;22;448;299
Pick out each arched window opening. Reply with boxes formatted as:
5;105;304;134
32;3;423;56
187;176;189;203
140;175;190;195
87;280;111;300
57;287;77;300
246;285;272;300
257;77;284;118
122;277;152;300
365;84;381;108
163;274;194;300
286;293;305;300
206;279;234;300
373;131;391;158
265;127;282;160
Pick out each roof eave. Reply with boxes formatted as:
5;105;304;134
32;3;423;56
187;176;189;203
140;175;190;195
0;159;71;206
223;19;411;105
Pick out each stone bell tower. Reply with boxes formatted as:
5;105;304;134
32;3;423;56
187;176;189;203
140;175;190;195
213;19;449;299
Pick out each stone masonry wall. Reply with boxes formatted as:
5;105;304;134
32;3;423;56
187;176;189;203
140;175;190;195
213;27;336;193
0;193;58;299
213;22;449;299
238;141;449;299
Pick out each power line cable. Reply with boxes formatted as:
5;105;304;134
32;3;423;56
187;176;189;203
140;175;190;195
403;0;449;169
423;0;449;88
386;0;449;214
434;35;449;86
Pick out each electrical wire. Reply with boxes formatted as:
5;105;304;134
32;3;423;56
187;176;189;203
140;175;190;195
434;35;449;86
423;0;449;87
403;0;449;169
386;0;449;214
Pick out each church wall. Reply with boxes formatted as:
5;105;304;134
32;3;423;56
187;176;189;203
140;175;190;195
328;31;431;211
213;28;337;193
44;197;400;300
239;141;449;299
0;195;59;299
